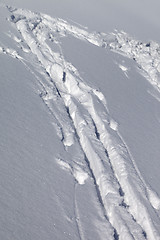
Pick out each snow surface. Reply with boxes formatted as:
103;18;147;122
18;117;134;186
1;1;160;240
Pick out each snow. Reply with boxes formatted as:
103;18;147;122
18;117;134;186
1;1;160;240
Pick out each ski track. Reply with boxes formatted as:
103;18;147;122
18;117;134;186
2;5;160;240
74;183;87;240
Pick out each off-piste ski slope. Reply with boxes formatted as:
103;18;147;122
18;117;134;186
1;4;160;240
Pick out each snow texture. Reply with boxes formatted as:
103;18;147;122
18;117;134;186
0;4;160;240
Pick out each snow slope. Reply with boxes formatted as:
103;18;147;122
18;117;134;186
1;1;160;240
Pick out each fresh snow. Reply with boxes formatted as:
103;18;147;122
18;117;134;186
0;1;160;240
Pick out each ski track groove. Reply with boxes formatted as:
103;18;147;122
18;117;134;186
74;183;85;240
2;6;160;239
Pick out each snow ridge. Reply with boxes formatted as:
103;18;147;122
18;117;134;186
3;6;160;240
108;31;160;93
